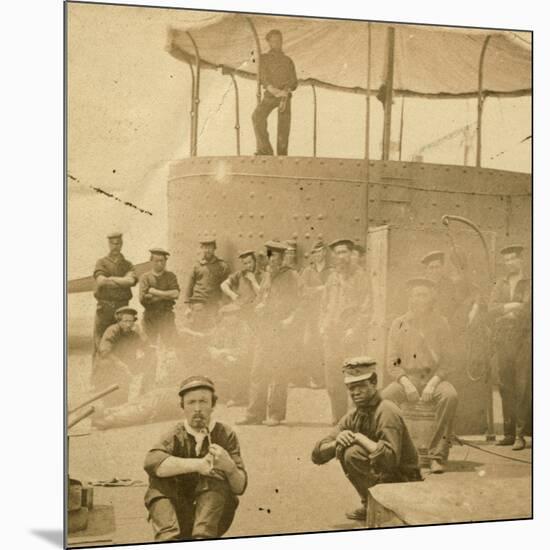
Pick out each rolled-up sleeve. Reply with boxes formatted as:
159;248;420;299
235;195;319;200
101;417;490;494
143;429;177;476
93;258;109;279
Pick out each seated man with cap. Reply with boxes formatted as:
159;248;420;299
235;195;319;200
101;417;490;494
93;306;149;407
320;238;372;424
312;357;421;522
139;248;180;349
144;376;247;541
382;277;458;473
489;244;531;450
92;232;137;361
184;236;231;331
252;29;298;156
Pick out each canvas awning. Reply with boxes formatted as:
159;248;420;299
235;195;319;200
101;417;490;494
166;13;531;98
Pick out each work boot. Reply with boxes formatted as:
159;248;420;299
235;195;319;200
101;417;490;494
496;435;515;446
263;417;281;427
236;416;263;426
345;506;367;521
512;437;526;451
430;459;444;474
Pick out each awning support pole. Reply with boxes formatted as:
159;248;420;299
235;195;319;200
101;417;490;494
398;97;405;161
186;31;201;156
246;17;262;106
364;22;372;234
187;61;196;157
229;71;241;155
311;83;318;157
476;36;492;168
382;26;395;161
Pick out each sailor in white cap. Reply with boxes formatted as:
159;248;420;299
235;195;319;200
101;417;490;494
312;357;421;522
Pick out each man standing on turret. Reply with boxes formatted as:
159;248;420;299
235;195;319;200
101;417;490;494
252;29;298;156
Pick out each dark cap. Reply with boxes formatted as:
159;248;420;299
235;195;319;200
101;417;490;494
238;249;256;259
265;29;282;41
342;357;377;384
406;277;436;290
199;235;217;245
264;240;288;253
328;238;354;250
107;232;123;239
149;247;170;257
115;306;138;317
178;375;215;397
310;240;326;254
500;244;524;257
285;239;297;251
421;250;445;265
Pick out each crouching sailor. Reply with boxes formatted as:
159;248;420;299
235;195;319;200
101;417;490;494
311;357;421;522
143;376;247;540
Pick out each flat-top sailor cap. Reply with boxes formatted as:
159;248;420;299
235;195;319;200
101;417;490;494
352;244;366;255
149;247;170;257
264;240;288;252
178;375;215;396
500;244;524;256
406;277;436;289
342;357;377;384
199;235;217;245
328;238;354;250
107;232;123;239
421;250;445;265
284;239;297;250
115;306;138;317
238;249;256;259
310;240;325;253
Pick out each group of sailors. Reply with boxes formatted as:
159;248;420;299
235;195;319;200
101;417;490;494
88;230;531;540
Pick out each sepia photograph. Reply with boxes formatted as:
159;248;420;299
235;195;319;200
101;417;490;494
63;0;532;547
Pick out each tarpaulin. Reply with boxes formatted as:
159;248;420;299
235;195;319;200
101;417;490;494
166;13;531;98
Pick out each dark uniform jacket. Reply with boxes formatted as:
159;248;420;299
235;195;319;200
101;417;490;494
98;324;145;363
259;50;298;94
93;254;136;302
225;270;261;308
387;310;454;386
143;421;247;508
139;270;180;312
311;391;420;481
258;266;299;323
185;257;230;306
489;275;531;341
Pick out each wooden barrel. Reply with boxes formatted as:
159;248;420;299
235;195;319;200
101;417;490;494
401;402;436;468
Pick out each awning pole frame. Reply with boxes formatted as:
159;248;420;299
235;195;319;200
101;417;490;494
186;61;196;157
228;71;241;155
398;97;405;161
311;83;318;157
476;35;492;168
186;31;201;157
382;26;395;161
246;17;263;106
364;22;372;240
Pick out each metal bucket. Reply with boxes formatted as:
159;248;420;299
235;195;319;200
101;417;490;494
401;402;436;468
